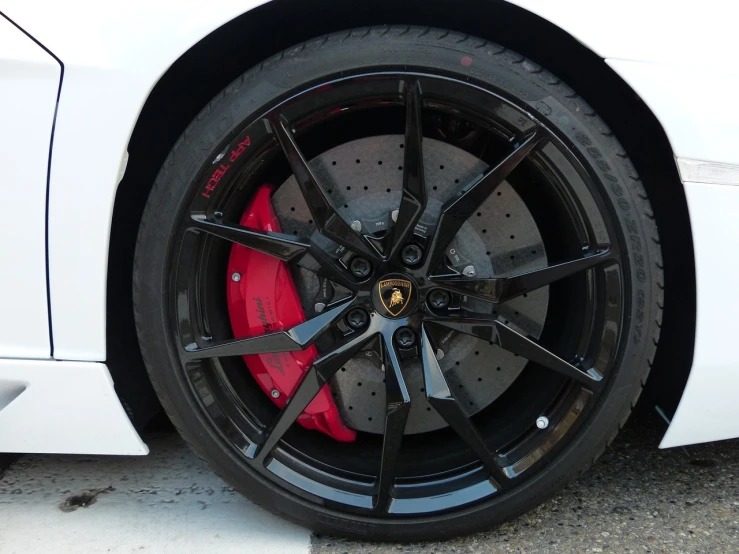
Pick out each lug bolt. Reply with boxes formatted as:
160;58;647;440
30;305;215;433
231;272;241;282
401;243;423;266
536;416;549;429
346;308;369;329
271;389;281;399
428;288;451;309
350;256;372;279
394;327;417;348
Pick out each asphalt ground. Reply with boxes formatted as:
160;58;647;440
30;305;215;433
2;404;738;553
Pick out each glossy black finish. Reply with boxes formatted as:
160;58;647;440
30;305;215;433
423;131;542;275
190;213;359;293
189;215;309;261
174;70;627;518
433;248;617;303
297;240;359;293
374;337;411;511
420;328;509;488
389;80;427;260
269;114;377;259
431;318;604;391
252;330;374;463
184;300;353;360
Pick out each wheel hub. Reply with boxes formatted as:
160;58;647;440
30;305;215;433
373;274;418;318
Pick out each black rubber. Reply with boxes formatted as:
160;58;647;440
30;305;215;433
133;26;663;541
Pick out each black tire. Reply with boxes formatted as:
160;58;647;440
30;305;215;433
133;26;663;541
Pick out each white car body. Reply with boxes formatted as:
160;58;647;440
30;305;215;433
0;0;737;454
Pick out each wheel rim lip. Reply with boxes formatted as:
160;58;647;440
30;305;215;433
166;68;626;516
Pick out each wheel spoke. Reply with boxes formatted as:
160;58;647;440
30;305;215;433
420;327;509;487
295;240;360;293
252;329;374;463
189;214;359;292
389;80;427;258
184;299;352;360
189;215;309;261
425;131;542;273
269;114;374;257
432;319;603;389
433;247;616;303
374;334;411;511
495;322;604;389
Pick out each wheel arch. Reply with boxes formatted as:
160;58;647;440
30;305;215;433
108;0;694;428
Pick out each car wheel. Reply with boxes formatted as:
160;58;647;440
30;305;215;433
133;26;663;541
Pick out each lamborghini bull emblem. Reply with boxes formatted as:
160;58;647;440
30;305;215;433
378;278;413;317
389;288;404;308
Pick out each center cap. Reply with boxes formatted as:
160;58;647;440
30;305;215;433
372;274;418;318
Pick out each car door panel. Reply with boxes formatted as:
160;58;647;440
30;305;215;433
0;15;60;358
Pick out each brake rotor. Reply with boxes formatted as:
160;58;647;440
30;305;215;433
273;136;548;434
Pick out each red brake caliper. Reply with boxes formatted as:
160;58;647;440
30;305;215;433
226;185;357;442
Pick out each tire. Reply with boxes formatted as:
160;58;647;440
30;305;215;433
133;26;663;541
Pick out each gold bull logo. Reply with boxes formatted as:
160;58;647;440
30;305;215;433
388;288;404;308
378;279;413;316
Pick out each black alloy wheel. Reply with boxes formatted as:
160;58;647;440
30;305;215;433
133;26;663;541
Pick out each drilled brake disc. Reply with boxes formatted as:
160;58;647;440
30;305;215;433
272;136;548;434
